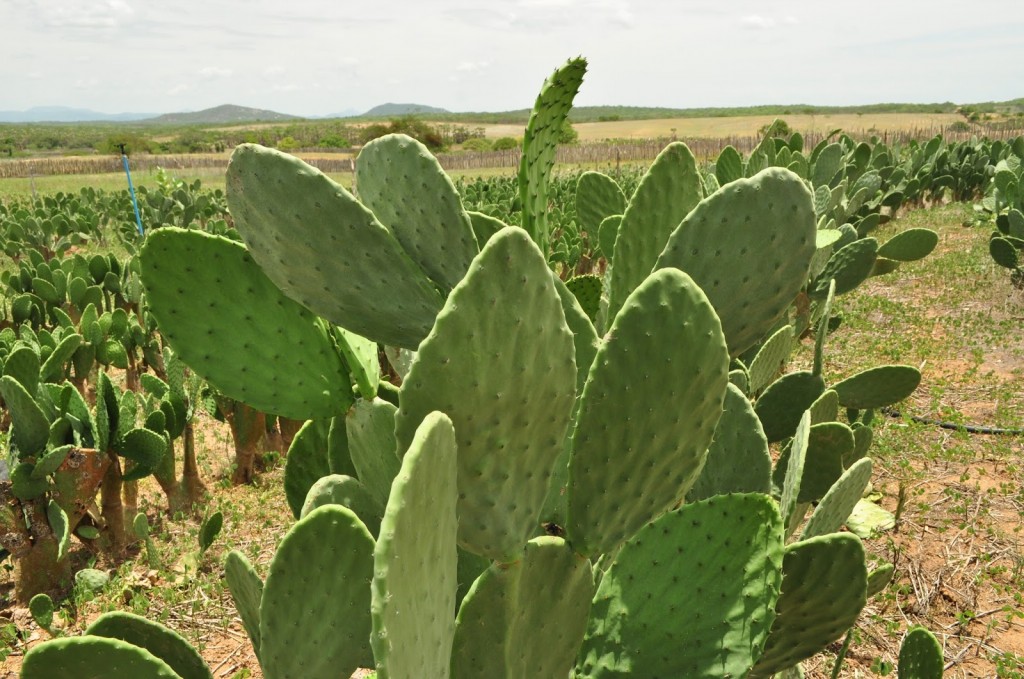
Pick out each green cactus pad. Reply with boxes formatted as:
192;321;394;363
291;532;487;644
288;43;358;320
809;389;840;424
21;636;183;679
811;237;879;298
898;626;944;679
519;57;587;252
223;550;263;661
372;412;458;679
577;493;784;679
47;500;70;560
687;383;772;502
832;365;921;409
327;415;357;476
335;327;379;399
301;474;383;535
576;171;626;242
755;371;826;443
260;505;375;679
4;344;40;395
773;421;855;504
748;324;795;395
803;458;873;539
567;268;729;557
0;374;48;457
29;592;54;631
655;167;816;357
356;134;478;294
394;227;577;562
878;228;938;262
12;462;47;500
116;428;168;481
140;228;352;419
729;367;749;393
748;533;868;677
715;145;744;185
849;422;873;466
565;275;603;323
608;142;702;320
87;612;212;679
40;333;83;383
346;398;401;507
866;563;895;598
466;211;507;248
598;215;622;262
991;236;1019;269
452;536;593;679
779;412;811;536
283;419;331;519
226;143;444;349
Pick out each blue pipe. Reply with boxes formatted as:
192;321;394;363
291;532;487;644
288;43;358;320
119;144;145;236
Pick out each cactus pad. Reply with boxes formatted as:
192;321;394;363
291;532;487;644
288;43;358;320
748;324;795;395
832;365;921;409
372;412;458;679
608;142;702;320
466;211;507;248
452;536;593;679
335;327;379;399
282;419;332;519
259;505;375;678
0;375;48;457
755;371;826;443
898;626;944;678
565;274;602;323
577;493;784;679
21;636;182;679
773;421;855;504
598;215;622;263
140;228;352;419
878;228;938;262
345;398;401;507
224;550;263;661
301;474;383;536
356;134;478;293
803;458;873;539
576;171;626;244
226;143;445;349
87;612;212;679
655;167;816;357
394;227;577;562
567;268;729;556
811;237;879;298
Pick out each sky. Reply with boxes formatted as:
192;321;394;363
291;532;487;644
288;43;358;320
2;0;1024;117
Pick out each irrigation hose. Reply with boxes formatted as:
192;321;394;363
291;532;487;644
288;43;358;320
881;407;1024;436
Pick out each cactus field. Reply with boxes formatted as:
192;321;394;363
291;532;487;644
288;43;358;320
0;59;1023;678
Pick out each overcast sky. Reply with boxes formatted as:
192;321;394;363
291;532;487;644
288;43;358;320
2;0;1023;116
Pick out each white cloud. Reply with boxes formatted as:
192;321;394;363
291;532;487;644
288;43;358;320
166;83;189;95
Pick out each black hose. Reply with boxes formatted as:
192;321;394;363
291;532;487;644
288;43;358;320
881;407;1024;436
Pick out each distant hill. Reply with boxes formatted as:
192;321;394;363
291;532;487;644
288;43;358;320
143;104;300;125
363;103;449;117
0;106;156;123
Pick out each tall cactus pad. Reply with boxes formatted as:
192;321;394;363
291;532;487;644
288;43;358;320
395;228;576;562
779;412;811;535
832;365;921;409
576;171;626;242
301;474;383;536
519;57;587;252
346;398;402;507
568;268;729;557
372;412;458;679
715;145;744;185
608;142;702;320
747;324;795;395
577;494;784;679
283;419;332;519
655;167;816;357
259;506;375;679
452;537;593;679
878;228;939;262
21;636;182;679
0;375;48;457
226;143;444;349
749;533;868;677
598;215;622;263
803;458;873;539
356;134;478;293
898;626;944;679
140;229;352;420
687;383;772;502
86;612;212;679
224;550;263;662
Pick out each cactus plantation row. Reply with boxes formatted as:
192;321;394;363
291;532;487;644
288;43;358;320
3;57;1020;677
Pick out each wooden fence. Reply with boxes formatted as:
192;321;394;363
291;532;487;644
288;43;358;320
2;124;1023;180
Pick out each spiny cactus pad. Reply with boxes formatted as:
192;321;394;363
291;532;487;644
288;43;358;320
519;57;587;253
773;421;855;504
86;612;212;679
803;458;873;539
755;371;826;443
867;563;896;598
877;228;939;262
371;412;458;679
259;505;375;679
748;533;868;677
655;167;816;357
598;215;622;263
809;389;840;424
898;626;944;678
300;474;383;536
356;134;478;294
577;493;784;679
811;237;879;298
687;383;772;501
466;211;507;248
831;365;921;409
0;374;48;457
225;143;444;349
21;635;183;679
345;397;401;507
747;324;795;395
576;171;626;242
335;326;379;399
565;274;603;323
608;142;702;320
395;227;577;562
452;536;594;679
779;411;811;535
567;268;729;557
282;419;332;519
140;228;352;420
223;550;263;661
